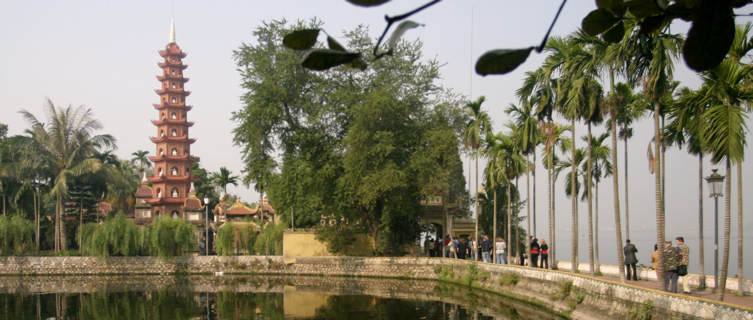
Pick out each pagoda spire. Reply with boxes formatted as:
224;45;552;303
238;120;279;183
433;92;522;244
169;18;176;43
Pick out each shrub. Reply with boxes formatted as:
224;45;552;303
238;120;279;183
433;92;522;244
315;223;357;255
146;216;197;257
215;222;258;256
0;214;34;255
254;222;283;255
78;212;140;257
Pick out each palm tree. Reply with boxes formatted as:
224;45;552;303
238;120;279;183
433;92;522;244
463;96;491;258
541;122;569;268
665;86;709;289
130;150;151;176
211;167;240;195
20;100;114;252
543;35;588;273
484;133;508;263
584;132;612;274
506;101;540;264
625;26;682;284
699;56;751;301
493;132;526;264
612;83;649;240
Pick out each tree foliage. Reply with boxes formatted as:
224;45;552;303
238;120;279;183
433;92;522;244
214;222;258;256
233;20;466;255
0;214;34;255
78;212;140;257
146;217;197;257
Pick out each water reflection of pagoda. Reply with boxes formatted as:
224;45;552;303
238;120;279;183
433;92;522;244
133;20;200;223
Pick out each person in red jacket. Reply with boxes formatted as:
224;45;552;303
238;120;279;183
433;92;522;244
530;238;540;267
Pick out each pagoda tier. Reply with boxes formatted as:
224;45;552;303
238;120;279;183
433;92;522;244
158;60;189;69
153;103;193;111
144;22;197;219
159;49;186;58
147;174;197;182
155;88;191;96
151;119;194;126
150;136;196;144
148;154;197;162
157;75;190;82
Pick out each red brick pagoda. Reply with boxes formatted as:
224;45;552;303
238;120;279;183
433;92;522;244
145;20;197;218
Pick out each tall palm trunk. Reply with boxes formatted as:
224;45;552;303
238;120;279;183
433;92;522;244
661;117;666;217
719;159;732;301
548;144;555;269
475;152;479;261
653;102;666;284
737;163;743;296
493;188;497;263
611;106;626;282
33;189;39;251
533;151;537;237
55;195;61;252
551;152;557;268
571;118;578;273
526;154;531;266
624;135;630;240
507;182;512;265
594;182;600;273
587;123;594;273
698;154;706;289
698;153;706;289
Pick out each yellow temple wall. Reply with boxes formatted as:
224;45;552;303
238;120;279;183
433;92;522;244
282;230;374;257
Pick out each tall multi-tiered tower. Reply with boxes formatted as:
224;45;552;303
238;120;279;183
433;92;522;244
146;20;197;218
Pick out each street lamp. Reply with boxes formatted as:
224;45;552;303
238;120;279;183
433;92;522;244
705;169;724;291
203;196;210;256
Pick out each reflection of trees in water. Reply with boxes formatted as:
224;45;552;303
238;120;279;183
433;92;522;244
312;295;493;320
215;291;283;319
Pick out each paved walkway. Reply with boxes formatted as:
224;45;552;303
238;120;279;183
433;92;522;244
593;273;753;308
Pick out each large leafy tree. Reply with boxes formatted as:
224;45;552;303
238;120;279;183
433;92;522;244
233;20;465;254
20;100;115;252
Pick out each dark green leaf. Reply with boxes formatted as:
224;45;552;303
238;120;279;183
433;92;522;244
582;9;620;36
348;58;368;71
346;0;390;7
626;0;663;18
602;21;625;43
283;29;320;50
475;47;534;76
676;0;701;9
596;0;626;16
301;49;361;71
665;3;695;21
327;36;346;51
655;0;669;10
683;2;735;71
731;0;751;8
639;14;670;34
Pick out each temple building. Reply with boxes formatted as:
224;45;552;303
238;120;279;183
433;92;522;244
143;20;198;220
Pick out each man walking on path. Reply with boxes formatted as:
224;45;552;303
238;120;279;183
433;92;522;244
663;240;681;293
624;239;639;280
676;236;690;293
481;235;493;263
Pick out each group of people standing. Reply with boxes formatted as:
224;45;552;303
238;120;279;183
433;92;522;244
424;234;549;268
624;236;690;294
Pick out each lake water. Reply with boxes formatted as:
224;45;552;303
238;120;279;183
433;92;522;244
0;275;564;320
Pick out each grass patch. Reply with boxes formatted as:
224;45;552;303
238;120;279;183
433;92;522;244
499;273;520;286
626;300;654;320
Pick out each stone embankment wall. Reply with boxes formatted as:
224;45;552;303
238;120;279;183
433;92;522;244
0;256;750;320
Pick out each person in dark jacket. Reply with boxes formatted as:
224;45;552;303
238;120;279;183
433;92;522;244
481;235;493;262
539;240;549;269
623;239;639;280
456;238;467;259
530;238;540;268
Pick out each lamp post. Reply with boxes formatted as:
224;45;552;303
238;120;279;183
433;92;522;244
705;169;724;291
203;196;210;256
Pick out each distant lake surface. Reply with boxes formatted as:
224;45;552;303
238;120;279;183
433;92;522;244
0;275;564;320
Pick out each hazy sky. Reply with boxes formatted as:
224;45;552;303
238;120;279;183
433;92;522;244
1;1;751;276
